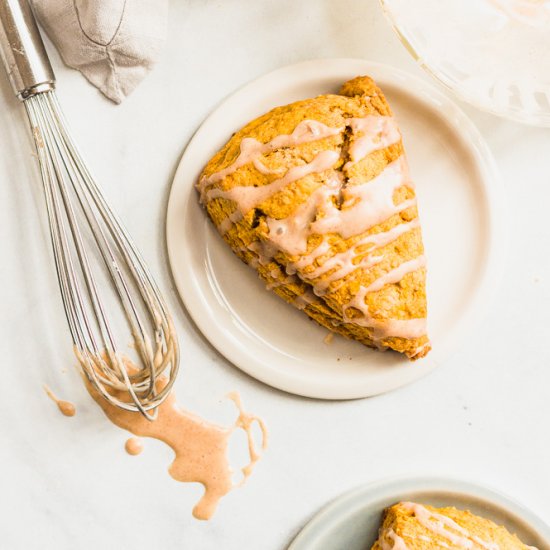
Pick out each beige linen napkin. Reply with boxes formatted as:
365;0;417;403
31;0;169;103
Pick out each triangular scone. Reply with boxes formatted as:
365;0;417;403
198;75;430;360
371;502;538;550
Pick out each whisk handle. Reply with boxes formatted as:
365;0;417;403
0;0;54;99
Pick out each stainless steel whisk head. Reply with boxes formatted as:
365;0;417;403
0;0;179;419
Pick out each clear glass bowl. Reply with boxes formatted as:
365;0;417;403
381;0;550;126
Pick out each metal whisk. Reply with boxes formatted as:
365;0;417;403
0;0;179;419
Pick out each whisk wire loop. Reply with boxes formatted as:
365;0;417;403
24;91;179;420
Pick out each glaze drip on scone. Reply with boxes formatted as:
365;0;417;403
372;502;538;550
207;149;340;216
342;257;427;341
379;529;409;550
400;503;499;550
198;119;343;200
263;158;415;255
310;158;415;239
345;115;401;167
284;219;421;297
197;76;430;359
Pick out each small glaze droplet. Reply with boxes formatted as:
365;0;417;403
57;400;76;417
125;437;143;456
43;384;76;417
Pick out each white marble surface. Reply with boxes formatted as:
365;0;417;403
0;1;549;549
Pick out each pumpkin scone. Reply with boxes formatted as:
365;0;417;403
371;502;538;549
197;75;430;360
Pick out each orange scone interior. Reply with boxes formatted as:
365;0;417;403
371;502;537;549
197;75;430;359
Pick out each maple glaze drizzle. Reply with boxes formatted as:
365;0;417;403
385;502;529;550
201;115;427;346
379;529;409;550
345;115;401;168
197;119;343;202
207;149;340;216
88;363;267;520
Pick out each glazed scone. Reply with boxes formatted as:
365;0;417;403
197;76;430;359
371;502;537;549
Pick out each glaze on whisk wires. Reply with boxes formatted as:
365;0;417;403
25;92;179;420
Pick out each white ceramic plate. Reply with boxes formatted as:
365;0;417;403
166;58;502;399
288;477;550;550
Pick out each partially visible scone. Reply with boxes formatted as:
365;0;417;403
371;502;537;549
197;76;430;359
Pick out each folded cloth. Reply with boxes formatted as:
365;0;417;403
31;0;168;103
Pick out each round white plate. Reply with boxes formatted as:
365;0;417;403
166;58;502;399
288;477;550;550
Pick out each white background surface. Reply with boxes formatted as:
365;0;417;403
0;1;548;549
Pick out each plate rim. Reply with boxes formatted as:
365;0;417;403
288;475;550;549
165;57;504;399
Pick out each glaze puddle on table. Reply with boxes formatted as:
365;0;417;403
88;364;267;520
